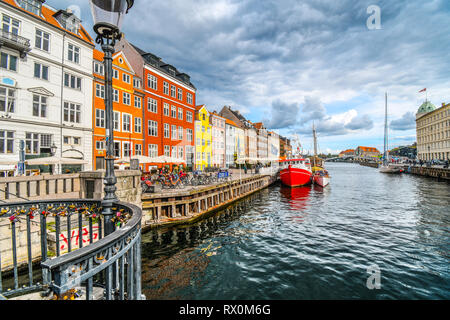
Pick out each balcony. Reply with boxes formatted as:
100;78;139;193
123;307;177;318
0;199;143;300
0;30;31;58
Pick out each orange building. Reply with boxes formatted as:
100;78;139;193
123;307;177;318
92;49;145;170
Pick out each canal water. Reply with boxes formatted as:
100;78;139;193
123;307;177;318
140;163;450;300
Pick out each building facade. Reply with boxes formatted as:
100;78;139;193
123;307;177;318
279;136;291;159
416;101;450;161
339;149;355;158
225;119;237;167
235;125;245;161
114;37;196;170
355;146;380;159
195;105;212;170
267;131;280;160
0;0;94;175
92;49;145;170
210;111;226;168
245;124;257;159
254;122;268;160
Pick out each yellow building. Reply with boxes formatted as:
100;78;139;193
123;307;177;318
195;105;212;170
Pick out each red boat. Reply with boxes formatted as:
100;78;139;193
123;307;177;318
279;159;312;187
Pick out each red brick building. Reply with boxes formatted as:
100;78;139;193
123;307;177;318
115;38;196;170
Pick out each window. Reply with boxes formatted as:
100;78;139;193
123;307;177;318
178;88;183;100
39;134;51;148
123;92;131;105
95;83;105;98
64;102;81;123
178;126;183;140
35;29;50;51
187;129;193;142
178;108;183;120
133;77;141;88
178;146;184;159
113;111;120;131
114;142;120;158
171;105;176;118
172;146;177;158
0;86;16;113
147;98;157;113
164;145;170;157
135;144;142;156
187;92;193;104
96;140;105;150
0;130;14;154
163;82;169;95
122;113;131;132
0;52;17;71
72;137;81;145
113;69;119;79
147;74;157;90
64;73;82;90
32;94;47;117
34;62;49;80
171;85;176;98
123;142;131;157
148;144;158;157
163;103;170;116
94;62;104;75
95;109;105;127
67;43;80;63
164;123;170;138
123;73;130;83
25;133;39;154
134;117;142;133
2;15;20;35
171;125;177;140
148;120;158;137
134;96;142;109
186;111;193;123
18;0;42;15
113;89;119;102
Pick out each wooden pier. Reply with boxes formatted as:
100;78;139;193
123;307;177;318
140;173;278;230
409;166;450;181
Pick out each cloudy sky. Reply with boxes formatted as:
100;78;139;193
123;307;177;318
55;0;450;154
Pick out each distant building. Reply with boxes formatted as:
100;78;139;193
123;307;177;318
210;111;226;168
355;146;380;159
339;149;355;158
280;136;292;159
267;131;280;160
416;101;450;161
195;105;212;170
389;143;417;159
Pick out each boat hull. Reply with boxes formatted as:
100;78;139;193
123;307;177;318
313;175;330;187
379;165;401;174
280;167;312;187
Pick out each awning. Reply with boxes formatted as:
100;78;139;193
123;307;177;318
152;155;186;164
26;156;88;165
115;155;159;164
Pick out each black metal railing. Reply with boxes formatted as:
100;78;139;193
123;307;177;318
0;29;31;48
0;199;143;300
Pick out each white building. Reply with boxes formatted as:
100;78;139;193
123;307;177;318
225;119;236;167
0;0;94;175
268;131;280;161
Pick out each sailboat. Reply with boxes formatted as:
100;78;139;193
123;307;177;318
380;93;401;174
311;123;330;187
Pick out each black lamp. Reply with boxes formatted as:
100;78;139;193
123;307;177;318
90;0;134;236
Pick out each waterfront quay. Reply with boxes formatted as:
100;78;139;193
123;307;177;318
141;171;278;230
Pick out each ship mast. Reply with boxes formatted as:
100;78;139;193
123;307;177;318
383;92;389;165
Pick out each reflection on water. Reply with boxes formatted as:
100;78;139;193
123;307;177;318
141;163;450;300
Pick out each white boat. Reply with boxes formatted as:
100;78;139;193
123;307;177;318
380;92;401;174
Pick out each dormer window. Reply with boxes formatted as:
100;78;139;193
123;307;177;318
53;9;81;35
18;0;43;16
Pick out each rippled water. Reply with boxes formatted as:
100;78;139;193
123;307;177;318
140;163;450;299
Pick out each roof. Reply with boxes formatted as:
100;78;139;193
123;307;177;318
226;119;238;127
417;101;436;114
1;0;93;44
253;122;264;130
340;149;355;154
357;146;380;153
130;42;196;90
93;49;104;62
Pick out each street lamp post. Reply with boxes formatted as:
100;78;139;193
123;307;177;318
90;0;134;236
